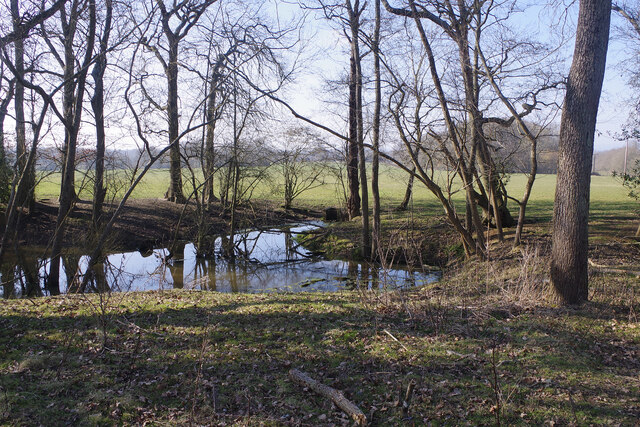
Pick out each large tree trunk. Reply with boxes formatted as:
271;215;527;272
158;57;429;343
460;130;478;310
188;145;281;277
11;0;35;213
371;0;381;259
351;1;370;259
165;40;186;203
551;0;611;305
346;13;360;220
91;0;112;230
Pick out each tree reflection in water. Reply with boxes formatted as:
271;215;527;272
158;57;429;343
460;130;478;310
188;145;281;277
0;223;440;298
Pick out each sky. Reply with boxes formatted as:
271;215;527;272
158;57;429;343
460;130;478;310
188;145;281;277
597;33;637;152
2;0;638;154
276;1;640;153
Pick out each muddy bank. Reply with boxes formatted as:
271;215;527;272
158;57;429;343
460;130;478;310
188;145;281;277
303;214;640;276
12;198;321;253
299;215;464;268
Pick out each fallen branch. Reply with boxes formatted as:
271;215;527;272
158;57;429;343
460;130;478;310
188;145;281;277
288;369;367;426
383;329;409;351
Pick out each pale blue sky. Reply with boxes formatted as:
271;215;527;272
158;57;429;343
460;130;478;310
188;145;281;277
276;0;639;153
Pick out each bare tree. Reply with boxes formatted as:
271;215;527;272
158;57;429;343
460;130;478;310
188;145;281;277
0;66;14;202
383;0;493;253
90;0;113;228
140;0;218;203
551;0;612;305
477;46;562;246
11;0;36;212
276;126;327;210
201;41;234;206
305;0;371;259
348;0;370;258
370;0;382;258
0;0;67;50
171;3;300;256
44;0;97;294
0;60;56;270
380;0;564;255
385;48;480;254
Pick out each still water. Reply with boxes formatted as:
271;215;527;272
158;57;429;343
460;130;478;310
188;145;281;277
1;223;440;298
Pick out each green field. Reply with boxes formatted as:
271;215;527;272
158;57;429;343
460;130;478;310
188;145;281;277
36;166;636;222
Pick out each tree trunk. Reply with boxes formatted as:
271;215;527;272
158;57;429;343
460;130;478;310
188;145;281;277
48;0;96;295
165;39;186;203
351;1;370;259
397;167;415;211
551;0;611;305
405;1;485;256
0;78;13;202
91;57;107;228
11;0;35;212
346;12;360;220
371;0;381;259
91;0;112;230
204;63;218;205
514;136;537;246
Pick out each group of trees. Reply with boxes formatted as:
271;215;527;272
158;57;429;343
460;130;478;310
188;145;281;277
0;0;636;304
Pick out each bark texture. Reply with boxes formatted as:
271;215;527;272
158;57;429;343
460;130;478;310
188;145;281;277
551;0;611;305
91;0;112;229
371;0;381;259
12;0;35;212
164;37;186;203
346;21;360;220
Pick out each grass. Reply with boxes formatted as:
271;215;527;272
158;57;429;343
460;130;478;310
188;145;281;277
36;165;638;244
0;270;638;425
9;164;638;425
36;166;634;212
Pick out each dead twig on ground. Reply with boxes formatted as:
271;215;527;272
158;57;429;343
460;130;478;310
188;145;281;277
288;368;367;426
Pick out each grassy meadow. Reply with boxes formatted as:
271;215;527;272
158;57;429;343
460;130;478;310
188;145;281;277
35;165;638;245
36;165;636;221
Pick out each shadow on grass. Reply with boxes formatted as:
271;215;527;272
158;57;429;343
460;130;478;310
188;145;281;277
1;291;638;425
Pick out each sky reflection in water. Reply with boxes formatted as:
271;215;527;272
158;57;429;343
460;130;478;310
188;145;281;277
1;224;439;298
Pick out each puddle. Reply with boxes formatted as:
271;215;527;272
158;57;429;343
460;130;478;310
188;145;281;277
1;223;440;298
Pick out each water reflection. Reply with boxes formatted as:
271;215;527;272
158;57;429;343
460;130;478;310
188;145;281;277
1;223;440;298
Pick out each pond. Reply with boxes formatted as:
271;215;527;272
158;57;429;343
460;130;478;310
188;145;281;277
0;223;440;298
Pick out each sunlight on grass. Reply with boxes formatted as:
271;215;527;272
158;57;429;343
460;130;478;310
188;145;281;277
36;166;634;222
